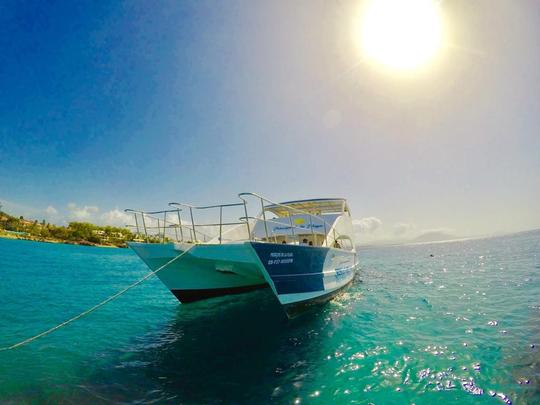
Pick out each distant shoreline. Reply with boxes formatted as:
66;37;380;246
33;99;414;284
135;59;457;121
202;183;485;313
357;227;540;248
0;208;139;248
0;232;121;248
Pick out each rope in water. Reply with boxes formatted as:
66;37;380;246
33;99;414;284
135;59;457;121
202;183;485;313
0;244;196;352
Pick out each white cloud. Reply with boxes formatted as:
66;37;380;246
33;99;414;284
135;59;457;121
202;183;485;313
418;227;453;234
353;217;382;233
100;208;131;227
394;222;414;236
45;205;58;216
323;109;342;129
416;227;455;237
67;203;99;221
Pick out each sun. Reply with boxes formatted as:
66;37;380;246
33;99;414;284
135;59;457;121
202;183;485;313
359;0;443;71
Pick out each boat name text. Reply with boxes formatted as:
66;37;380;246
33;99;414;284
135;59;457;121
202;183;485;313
268;252;294;265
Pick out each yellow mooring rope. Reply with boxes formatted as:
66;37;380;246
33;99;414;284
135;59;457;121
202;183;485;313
0;244;196;352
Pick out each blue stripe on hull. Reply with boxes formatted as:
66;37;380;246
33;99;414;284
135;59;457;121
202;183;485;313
250;242;355;296
250;242;328;294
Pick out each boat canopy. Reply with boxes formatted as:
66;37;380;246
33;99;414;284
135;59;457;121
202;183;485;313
252;213;339;239
265;198;349;217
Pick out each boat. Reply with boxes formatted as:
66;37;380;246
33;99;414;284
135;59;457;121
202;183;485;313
125;193;358;317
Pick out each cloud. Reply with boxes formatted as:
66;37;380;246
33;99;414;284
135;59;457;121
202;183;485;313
100;208;131;227
67;203;99;221
45;205;58;216
413;227;456;242
323;109;342;129
417;227;454;235
416;227;455;237
353;217;382;233
394;222;414;236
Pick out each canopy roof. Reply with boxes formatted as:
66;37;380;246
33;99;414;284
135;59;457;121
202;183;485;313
265;198;348;217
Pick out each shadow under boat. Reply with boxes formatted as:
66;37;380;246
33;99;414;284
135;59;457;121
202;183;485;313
76;288;335;404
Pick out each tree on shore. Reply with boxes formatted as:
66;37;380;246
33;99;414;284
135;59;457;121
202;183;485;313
0;210;139;247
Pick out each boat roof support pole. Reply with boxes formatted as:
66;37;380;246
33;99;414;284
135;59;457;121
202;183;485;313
289;209;295;239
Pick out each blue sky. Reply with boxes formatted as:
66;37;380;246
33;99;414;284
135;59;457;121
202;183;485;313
1;0;539;243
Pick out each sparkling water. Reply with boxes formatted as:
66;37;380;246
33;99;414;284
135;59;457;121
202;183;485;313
0;231;538;403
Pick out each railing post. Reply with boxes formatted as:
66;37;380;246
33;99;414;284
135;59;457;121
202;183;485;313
219;206;223;244
163;212;167;243
134;213;140;235
323;220;327;247
243;200;251;240
260;198;269;241
157;218;161;241
176;209;184;242
141;214;148;242
189;207;196;242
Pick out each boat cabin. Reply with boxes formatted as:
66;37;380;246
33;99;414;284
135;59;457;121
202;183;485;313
251;198;354;249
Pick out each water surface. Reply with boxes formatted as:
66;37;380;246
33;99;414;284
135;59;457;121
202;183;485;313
0;231;539;403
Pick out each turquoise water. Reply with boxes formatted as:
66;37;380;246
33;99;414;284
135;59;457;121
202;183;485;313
0;231;539;404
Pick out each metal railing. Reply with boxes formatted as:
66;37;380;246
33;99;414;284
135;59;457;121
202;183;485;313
124;208;212;243
125;192;346;247
168;201;248;244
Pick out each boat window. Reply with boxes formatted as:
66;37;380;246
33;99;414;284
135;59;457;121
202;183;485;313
339;238;353;250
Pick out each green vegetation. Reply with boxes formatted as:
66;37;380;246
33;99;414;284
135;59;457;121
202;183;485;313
0;209;154;248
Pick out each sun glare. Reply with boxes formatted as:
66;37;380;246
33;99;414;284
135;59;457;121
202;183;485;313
360;0;443;71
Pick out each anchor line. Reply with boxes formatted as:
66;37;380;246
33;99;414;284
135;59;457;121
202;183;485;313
0;244;196;352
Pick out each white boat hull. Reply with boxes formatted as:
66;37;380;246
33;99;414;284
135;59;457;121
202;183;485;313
128;241;357;317
129;242;267;302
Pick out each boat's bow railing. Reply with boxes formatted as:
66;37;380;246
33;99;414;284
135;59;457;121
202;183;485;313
168;201;248;244
238;192;343;247
124;208;212;243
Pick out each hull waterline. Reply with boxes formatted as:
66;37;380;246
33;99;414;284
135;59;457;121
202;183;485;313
171;284;268;303
282;277;355;318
